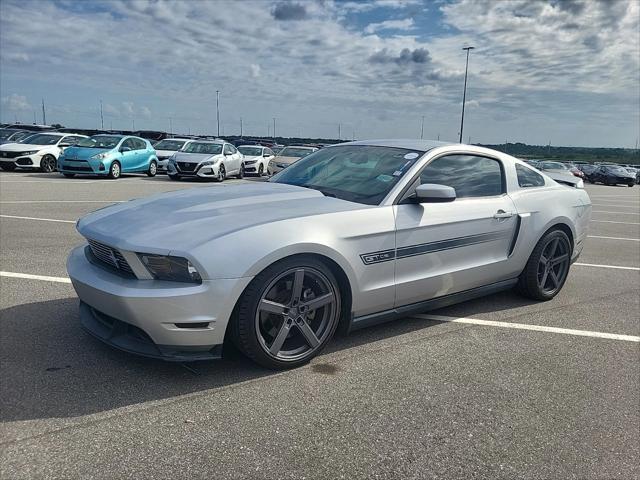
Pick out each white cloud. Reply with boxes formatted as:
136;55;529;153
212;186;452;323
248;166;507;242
364;18;415;34
250;64;261;78
1;93;31;111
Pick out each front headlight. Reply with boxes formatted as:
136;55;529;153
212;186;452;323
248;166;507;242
200;160;217;166
138;254;202;283
91;152;110;160
20;150;39;155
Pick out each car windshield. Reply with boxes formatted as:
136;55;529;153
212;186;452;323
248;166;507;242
540;161;568;170
182;142;223;154
76;136;122;149
272;145;424;205
22;134;61;145
238;146;263;156
278;147;314;158
11;131;34;142
154;139;187;151
0;129;22;140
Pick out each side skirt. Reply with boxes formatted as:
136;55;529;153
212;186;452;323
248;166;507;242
348;278;518;332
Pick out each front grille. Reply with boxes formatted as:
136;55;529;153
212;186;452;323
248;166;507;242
1;151;24;159
244;160;257;165
177;161;197;172
16;158;34;165
88;239;135;276
64;165;92;172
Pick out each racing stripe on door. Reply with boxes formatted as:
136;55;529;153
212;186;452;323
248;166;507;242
360;231;511;265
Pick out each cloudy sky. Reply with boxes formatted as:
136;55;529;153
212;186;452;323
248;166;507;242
0;0;638;147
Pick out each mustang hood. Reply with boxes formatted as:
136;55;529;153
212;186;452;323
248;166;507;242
77;182;365;254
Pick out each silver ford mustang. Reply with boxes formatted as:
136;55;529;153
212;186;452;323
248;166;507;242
67;140;592;369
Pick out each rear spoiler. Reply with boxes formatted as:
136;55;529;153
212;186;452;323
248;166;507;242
546;171;584;189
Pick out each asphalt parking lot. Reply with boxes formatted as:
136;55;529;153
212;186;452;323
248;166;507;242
1;171;638;479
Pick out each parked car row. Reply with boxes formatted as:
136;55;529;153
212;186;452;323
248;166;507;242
0;128;320;180
522;159;638;186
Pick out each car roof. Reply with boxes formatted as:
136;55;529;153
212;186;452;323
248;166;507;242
188;139;225;144
160;137;193;142
238;144;264;148
28;132;67;137
336;139;454;151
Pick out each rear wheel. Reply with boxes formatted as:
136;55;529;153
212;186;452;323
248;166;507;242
40;154;57;173
517;229;572;301
147;160;157;177
108;161;121;179
233;256;342;369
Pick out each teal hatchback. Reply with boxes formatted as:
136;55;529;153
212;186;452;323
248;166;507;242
58;134;158;179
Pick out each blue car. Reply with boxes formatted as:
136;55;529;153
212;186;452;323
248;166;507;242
58;134;158;179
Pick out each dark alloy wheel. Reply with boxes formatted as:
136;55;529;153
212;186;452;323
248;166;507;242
234;256;342;369
40;155;57;173
147;160;157;177
236;164;244;179
258;164;264;176
216;164;225;182
108;161;121;179
517;229;572;301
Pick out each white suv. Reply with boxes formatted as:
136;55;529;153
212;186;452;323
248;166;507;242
0;132;87;173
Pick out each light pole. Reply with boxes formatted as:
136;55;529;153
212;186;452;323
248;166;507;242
216;90;220;137
100;100;104;129
420;115;425;139
240;117;243;137
459;46;474;144
169;117;173;135
273;117;276;141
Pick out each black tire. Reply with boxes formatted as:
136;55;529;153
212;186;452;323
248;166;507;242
63;173;75;178
147;160;157;177
108;161;121;179
40;154;57;173
517;229;572;301
1;164;16;171
233;256;342;369
168;174;181;181
258;164;264;176
236;164;245;179
628;183;634;187
216;164;226;182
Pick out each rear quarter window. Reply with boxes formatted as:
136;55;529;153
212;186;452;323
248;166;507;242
516;163;546;188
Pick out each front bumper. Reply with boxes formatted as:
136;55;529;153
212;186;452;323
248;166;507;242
0;153;41;168
67;245;252;361
167;162;219;178
58;158;108;175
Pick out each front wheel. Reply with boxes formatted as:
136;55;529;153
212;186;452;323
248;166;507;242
147;160;157;177
233;256;342;369
216;164;225;182
258;164;264;176
40;155;57;173
108;161;121;179
517;229;572;301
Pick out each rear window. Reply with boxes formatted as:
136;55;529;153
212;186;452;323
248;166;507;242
516;163;546;188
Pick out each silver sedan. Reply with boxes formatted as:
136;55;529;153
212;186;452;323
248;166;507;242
67;140;592;369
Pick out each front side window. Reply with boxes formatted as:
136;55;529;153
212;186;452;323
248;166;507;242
272;145;424;205
121;139;136;150
516;163;546;188
133;138;147;150
419;154;504;198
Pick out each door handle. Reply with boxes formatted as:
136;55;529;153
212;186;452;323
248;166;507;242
493;210;514;219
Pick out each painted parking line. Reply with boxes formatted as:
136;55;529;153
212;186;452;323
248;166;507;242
0;271;72;284
412;314;640;342
587;235;640;242
591;204;639;208
574;263;640;271
0;214;75;224
0;200;125;204
591;220;640;225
